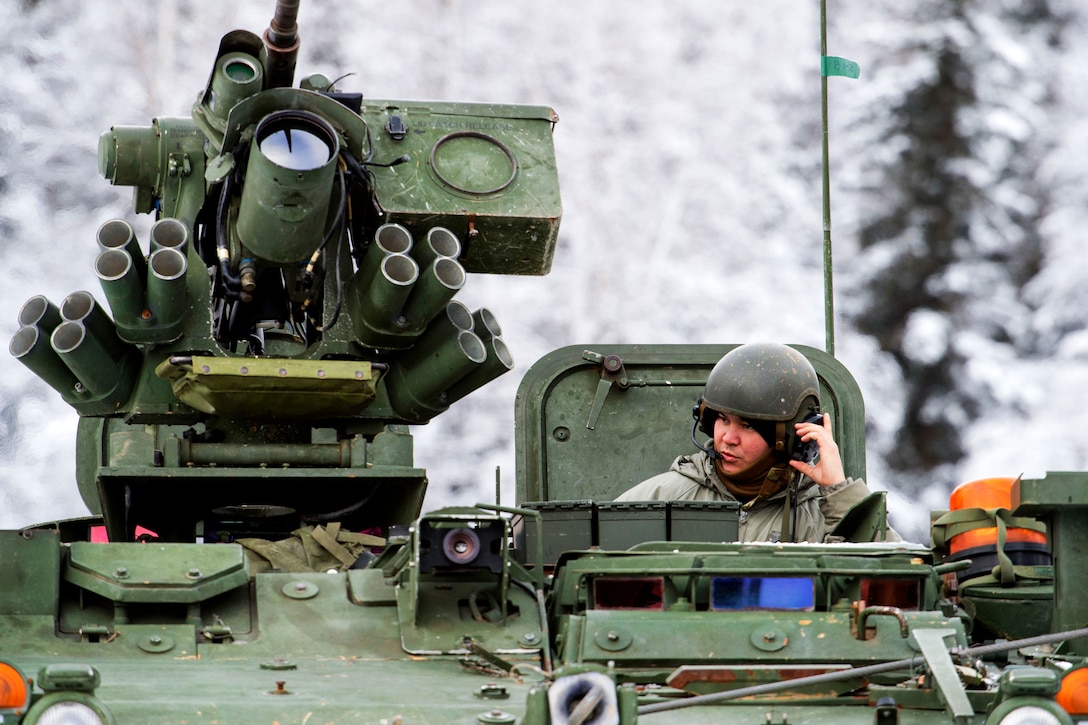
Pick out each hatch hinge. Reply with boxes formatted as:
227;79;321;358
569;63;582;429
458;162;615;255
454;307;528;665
461;636;515;674
201;615;234;643
79;624;116;643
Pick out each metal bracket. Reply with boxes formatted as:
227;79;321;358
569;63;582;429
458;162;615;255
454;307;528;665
386;114;408;140
167;152;192;178
913;628;975;723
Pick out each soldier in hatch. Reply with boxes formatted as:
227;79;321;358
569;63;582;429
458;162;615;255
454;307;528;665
615;342;900;543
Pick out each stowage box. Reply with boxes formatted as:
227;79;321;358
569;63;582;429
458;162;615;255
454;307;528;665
520;500;595;567
669;501;740;543
597;502;668;552
361;100;562;276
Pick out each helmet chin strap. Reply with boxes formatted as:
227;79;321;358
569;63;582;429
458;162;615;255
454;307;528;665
781;487;793;542
780;418;798;541
691;417;721;461
775;421;789;460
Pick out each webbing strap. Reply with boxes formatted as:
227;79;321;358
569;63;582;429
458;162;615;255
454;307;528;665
931;507;1046;548
310;524;358;568
959;564;1054;589
239;523;386;573
931;508;1048;587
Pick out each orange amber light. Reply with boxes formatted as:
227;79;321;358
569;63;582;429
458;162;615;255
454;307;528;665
948;477;1046;554
1058;667;1088;715
0;661;29;710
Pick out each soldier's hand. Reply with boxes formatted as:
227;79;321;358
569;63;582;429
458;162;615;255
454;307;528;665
789;413;846;486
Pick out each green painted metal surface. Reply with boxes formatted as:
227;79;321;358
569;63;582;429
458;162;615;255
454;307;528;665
4;3;1088;724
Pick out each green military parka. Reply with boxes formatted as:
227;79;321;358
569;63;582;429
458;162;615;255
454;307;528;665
615;449;898;543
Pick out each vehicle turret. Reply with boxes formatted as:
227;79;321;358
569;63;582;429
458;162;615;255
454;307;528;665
11;0;561;544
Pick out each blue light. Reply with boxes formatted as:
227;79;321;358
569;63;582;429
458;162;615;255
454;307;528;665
710;576;815;611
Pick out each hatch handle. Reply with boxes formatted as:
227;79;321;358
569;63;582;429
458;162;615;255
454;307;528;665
582;350;629;430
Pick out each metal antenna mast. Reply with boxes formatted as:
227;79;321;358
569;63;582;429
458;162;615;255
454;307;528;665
820;0;835;356
819;0;859;356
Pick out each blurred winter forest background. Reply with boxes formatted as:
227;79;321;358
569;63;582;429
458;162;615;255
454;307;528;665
2;0;1087;542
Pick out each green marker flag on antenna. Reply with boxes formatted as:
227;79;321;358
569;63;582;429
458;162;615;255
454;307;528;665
821;56;860;79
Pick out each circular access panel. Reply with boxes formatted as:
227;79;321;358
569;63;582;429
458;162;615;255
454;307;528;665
429;131;518;195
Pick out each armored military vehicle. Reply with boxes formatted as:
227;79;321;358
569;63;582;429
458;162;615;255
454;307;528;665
3;2;1087;723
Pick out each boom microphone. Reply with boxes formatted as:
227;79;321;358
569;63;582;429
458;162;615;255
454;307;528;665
691;417;721;461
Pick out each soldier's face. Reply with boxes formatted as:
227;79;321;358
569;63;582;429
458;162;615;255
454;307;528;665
713;413;772;477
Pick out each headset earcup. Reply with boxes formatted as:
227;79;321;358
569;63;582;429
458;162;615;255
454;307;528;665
786;399;822;463
693;397;714;435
